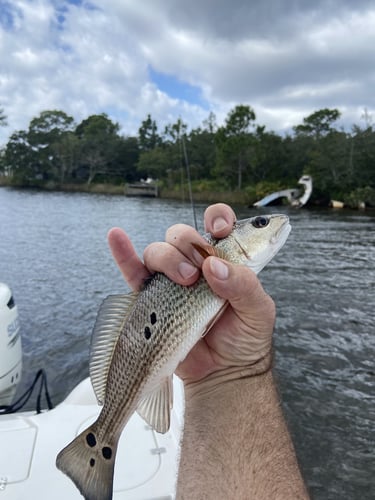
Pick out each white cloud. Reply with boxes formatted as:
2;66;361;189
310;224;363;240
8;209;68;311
0;0;375;145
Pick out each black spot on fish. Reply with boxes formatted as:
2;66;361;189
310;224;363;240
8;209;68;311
102;447;112;460
150;312;157;325
144;326;152;339
86;432;96;448
90;458;95;467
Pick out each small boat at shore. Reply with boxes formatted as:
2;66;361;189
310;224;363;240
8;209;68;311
253;175;313;208
124;181;159;198
0;283;183;499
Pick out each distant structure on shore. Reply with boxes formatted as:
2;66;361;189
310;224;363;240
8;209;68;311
124;178;159;198
253;175;313;208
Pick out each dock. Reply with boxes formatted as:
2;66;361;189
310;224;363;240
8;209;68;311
124;182;159;197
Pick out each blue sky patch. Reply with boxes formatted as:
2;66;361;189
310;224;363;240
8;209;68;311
53;0;100;30
148;66;208;109
63;0;100;11
0;1;22;31
63;0;83;6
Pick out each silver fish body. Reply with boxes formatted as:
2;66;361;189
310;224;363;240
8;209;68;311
56;214;291;500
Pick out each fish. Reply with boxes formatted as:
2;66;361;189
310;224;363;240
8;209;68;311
56;214;291;500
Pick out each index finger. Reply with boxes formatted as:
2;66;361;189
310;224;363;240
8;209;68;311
107;227;150;291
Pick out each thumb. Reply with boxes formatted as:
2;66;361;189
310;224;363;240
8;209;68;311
202;256;276;324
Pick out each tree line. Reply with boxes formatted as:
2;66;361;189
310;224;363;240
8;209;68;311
0;105;374;206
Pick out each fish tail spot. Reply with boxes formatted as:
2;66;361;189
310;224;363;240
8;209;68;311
56;426;116;500
102;446;112;460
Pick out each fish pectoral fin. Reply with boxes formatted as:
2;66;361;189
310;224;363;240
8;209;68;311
192;242;230;261
90;292;138;405
201;302;228;337
137;377;173;434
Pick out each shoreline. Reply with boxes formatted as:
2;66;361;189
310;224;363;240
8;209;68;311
0;180;251;205
0;180;373;211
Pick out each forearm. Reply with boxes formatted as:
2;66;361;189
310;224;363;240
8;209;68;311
176;369;309;500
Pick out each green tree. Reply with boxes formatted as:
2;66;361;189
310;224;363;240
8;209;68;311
282;134;310;183
137;146;173;182
137;118;188;185
185;113;219;182
0;107;7;127
28;110;75;141
349;123;375;189
307;130;350;196
216;105;256;189
3;130;38;183
51;131;80;184
163;118;188;144
27;110;76;182
292;108;344;199
294;108;341;139
107;136;140;183
250;127;291;183
138;114;161;151
202;111;218;135
75;114;120;185
164;118;188;185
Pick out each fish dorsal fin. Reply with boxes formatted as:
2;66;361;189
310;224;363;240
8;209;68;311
192;242;229;261
90;293;137;405
137;376;173;433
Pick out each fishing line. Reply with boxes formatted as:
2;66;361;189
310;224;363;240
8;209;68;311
181;134;198;230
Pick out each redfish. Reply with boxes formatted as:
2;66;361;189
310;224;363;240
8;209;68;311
56;214;291;499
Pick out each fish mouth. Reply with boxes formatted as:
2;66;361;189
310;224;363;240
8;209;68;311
270;216;291;248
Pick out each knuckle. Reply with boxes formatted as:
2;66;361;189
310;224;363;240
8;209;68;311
143;242;163;265
165;223;191;243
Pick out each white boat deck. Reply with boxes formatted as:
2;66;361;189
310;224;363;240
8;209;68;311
0;377;184;500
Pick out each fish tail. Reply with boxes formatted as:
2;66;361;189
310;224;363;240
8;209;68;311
56;423;117;500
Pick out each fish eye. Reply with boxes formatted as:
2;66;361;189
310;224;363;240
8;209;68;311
252;216;270;228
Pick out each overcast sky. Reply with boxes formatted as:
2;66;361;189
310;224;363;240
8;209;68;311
1;0;374;145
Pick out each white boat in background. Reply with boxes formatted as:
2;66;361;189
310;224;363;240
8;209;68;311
291;175;313;208
0;283;183;499
253;175;313;208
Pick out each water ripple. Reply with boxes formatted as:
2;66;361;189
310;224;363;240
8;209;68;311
1;189;374;499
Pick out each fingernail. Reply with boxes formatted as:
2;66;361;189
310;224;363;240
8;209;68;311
210;257;229;280
178;261;198;280
212;217;228;232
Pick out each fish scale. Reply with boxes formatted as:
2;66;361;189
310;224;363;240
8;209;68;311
56;214;291;500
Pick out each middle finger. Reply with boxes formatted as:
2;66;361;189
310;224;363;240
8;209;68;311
165;223;208;266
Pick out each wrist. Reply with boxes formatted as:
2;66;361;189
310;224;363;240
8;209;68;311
183;350;273;398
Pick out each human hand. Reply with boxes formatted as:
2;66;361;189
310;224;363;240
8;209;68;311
108;203;275;385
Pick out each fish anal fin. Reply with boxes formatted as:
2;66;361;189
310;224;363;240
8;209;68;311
137;377;173;434
90;293;138;405
192;242;229;261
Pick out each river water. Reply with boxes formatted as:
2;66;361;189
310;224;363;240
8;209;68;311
0;187;374;499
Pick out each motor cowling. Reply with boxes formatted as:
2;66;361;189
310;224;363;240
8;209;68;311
0;283;22;406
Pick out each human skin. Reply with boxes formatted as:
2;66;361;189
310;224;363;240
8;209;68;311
108;203;309;500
